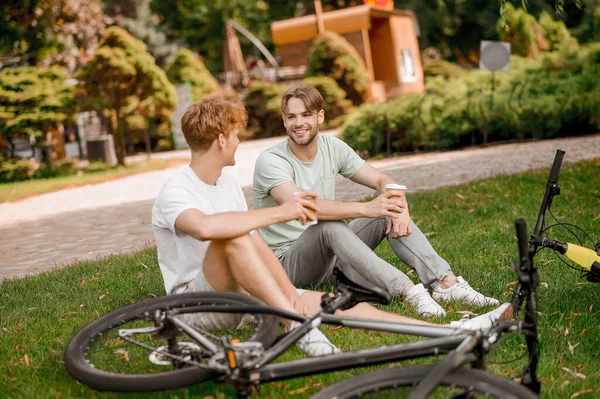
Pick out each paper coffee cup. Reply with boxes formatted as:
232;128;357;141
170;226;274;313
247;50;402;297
385;184;406;214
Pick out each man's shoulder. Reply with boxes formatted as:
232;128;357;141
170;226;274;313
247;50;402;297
217;173;240;189
256;140;291;166
161;166;194;189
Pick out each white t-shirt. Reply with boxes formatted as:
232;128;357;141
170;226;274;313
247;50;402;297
152;166;248;294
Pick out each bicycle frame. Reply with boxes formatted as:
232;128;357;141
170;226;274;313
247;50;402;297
160;303;472;397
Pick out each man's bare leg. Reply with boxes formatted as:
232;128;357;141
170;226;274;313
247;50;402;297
299;291;513;330
202;234;298;326
202;234;340;356
299;291;433;326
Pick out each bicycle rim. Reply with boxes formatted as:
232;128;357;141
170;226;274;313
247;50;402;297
310;366;538;399
64;292;279;392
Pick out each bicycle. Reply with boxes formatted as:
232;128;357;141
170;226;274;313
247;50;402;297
63;149;598;399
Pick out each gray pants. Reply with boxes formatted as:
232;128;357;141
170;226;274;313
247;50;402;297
278;217;453;297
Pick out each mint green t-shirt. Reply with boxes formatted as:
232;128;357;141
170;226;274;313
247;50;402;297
253;134;365;257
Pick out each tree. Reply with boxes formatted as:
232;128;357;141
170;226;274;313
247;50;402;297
79;26;176;165
0;0;108;72
166;48;221;102
0;66;76;159
105;0;180;69
305;32;370;106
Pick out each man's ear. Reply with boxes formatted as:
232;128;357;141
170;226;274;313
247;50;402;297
217;133;226;149
317;109;325;125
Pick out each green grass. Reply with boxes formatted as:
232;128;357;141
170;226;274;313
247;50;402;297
0;159;188;203
1;159;599;398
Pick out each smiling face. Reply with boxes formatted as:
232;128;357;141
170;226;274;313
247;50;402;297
282;97;324;147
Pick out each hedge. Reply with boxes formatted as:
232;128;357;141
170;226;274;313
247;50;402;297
340;43;600;157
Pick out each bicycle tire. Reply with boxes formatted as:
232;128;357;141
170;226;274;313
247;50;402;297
310;366;538;399
64;292;279;392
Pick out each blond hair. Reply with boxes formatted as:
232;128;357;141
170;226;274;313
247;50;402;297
180;97;247;151
281;85;324;116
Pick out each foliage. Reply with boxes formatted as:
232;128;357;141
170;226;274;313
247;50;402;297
0;0;108;72
166;48;222;102
305;31;370;106
302;76;353;128
106;0;179;69
341;43;600;157
539;10;579;51
0;65;76;158
0;154;36;183
242;81;286;140
497;3;548;58
422;59;468;80
78;26;176;164
341;95;422;157
150;0;274;73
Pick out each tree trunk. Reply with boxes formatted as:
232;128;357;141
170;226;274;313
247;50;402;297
144;126;152;160
112;111;126;166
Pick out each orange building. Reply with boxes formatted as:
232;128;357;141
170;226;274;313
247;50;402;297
271;4;424;101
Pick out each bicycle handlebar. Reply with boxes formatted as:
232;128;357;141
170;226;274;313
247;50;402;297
548;150;565;184
533;149;564;239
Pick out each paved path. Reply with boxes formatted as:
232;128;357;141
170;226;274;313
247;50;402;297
1;134;599;281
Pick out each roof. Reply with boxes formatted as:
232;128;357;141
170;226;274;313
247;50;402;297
271;5;420;46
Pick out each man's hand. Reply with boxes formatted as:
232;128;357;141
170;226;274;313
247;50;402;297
362;191;407;218
286;291;309;315
386;208;412;238
278;190;319;225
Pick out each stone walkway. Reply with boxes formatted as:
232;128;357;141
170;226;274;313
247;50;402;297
1;134;599;281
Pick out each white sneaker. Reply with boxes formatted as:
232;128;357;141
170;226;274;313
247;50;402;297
292;322;340;357
450;303;513;332
433;276;500;307
405;284;446;317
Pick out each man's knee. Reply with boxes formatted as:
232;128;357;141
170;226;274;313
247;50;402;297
213;234;254;256
313;220;350;235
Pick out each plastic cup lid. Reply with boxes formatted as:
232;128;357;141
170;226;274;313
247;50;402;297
385;184;407;190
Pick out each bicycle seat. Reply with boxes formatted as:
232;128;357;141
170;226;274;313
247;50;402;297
333;264;392;307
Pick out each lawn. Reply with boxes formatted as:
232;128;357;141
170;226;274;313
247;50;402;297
0;158;188;203
1;158;599;399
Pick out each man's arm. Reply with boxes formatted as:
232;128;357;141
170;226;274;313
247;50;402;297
269;163;406;220
175;191;319;241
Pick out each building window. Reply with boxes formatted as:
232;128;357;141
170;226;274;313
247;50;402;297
400;49;417;83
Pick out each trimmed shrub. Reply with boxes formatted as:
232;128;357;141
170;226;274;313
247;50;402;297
341;95;422;157
422;59;467;80
0;156;36;183
243;82;287;140
305;31;370;106
341;43;600;157
302;76;352;128
166;48;221;102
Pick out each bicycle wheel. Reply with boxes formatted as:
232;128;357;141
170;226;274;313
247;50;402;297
64;292;279;392
311;366;538;399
